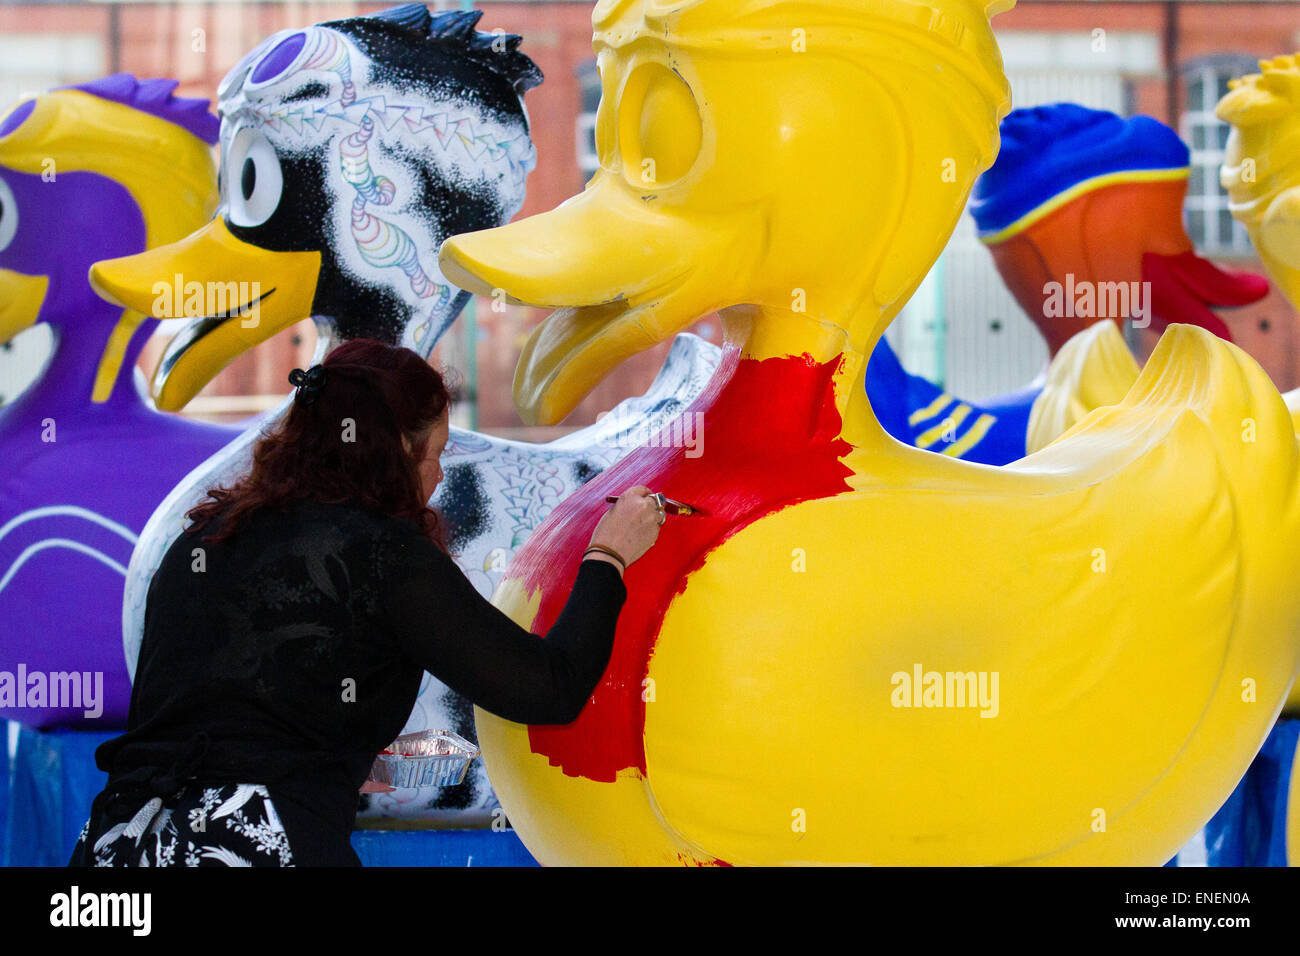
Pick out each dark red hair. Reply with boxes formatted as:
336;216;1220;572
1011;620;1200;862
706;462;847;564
186;338;451;552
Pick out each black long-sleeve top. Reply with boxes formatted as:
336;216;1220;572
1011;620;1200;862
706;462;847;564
91;498;627;865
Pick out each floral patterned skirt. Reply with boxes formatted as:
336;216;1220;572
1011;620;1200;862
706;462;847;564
70;783;295;867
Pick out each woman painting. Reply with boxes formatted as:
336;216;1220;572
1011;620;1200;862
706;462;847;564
69;338;664;866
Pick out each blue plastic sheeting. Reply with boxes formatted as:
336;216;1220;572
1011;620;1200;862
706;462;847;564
351;828;536;866
1;722;11;858
5;725;111;866
9;722;1293;867
1202;718;1298;867
2;726;536;866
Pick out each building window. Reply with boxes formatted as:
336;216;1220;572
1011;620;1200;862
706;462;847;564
0;33;106;111
1180;56;1259;256
575;59;600;177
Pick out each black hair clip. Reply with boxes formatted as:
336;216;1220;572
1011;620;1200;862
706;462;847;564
288;365;328;404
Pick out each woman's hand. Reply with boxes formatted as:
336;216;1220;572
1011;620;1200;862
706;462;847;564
586;486;664;574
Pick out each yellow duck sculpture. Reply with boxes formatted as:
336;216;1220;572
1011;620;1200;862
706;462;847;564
1219;56;1300;327
1219;54;1300;461
437;0;1300;865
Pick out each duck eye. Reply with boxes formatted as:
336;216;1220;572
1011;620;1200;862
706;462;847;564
618;63;701;190
225;128;283;228
0;177;17;253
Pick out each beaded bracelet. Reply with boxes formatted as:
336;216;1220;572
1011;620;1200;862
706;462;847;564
583;544;627;572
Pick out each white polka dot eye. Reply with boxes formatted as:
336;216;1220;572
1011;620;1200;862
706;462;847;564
225;128;283;228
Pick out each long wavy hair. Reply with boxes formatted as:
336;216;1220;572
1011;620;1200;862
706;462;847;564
186;338;452;552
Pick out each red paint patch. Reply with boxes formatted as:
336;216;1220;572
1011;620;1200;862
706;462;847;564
676;852;733;866
502;345;855;782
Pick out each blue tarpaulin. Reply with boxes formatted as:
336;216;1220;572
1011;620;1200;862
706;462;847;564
2;726;536;866
1202;718;1298;867
5;725;111;866
5;721;1294;867
1;722;10;859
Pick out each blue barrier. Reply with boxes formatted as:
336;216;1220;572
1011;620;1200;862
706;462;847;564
1202;718;1298;867
1;726;535;866
351;828;536;866
5;725;111;866
1;722;10;860
9;720;1293;867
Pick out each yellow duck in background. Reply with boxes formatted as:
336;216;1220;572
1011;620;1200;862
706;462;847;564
438;0;1300;865
1219;54;1300;471
1220;56;1300;328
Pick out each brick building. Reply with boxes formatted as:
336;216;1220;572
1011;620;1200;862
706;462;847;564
3;0;1300;433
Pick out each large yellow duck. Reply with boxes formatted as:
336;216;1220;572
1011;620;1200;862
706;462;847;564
438;0;1300;865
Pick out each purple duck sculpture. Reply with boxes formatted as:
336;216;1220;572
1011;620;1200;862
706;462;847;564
0;76;240;727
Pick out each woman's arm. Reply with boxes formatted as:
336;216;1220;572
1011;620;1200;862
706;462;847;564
380;523;628;725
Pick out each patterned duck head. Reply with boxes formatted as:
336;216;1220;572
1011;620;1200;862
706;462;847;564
91;3;541;411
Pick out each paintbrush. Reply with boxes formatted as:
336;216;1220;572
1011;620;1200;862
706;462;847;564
605;492;706;517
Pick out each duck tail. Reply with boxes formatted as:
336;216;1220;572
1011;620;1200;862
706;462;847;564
1026;320;1140;453
1123;323;1300;509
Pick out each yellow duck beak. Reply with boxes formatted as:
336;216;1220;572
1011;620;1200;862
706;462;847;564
440;172;713;425
0;267;48;345
90;217;320;411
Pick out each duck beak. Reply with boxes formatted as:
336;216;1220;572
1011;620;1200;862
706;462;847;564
89;217;320;411
439;173;707;425
0;268;48;345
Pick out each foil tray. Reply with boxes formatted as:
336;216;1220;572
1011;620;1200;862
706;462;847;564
369;730;481;789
